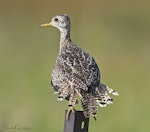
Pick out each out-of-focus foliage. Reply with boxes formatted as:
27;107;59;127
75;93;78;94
0;0;150;132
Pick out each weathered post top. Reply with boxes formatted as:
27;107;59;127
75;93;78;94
64;110;89;132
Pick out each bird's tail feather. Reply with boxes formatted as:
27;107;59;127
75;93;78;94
81;90;98;118
80;83;119;118
96;83;119;107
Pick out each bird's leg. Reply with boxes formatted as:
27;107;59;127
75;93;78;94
66;105;75;120
66;90;77;120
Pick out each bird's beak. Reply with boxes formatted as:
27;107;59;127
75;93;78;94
40;22;52;27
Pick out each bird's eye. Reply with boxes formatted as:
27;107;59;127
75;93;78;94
54;18;58;22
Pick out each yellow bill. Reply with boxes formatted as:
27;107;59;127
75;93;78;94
40;22;52;27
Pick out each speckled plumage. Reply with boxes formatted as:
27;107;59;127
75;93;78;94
41;14;119;118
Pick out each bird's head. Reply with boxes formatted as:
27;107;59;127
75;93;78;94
40;14;71;31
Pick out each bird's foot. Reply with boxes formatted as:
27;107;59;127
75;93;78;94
66;105;75;120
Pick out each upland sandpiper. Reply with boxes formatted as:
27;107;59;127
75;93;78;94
40;14;119;120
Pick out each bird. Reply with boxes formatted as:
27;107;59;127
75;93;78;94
40;14;119;120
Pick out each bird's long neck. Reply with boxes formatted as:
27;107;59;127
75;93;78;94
59;28;71;52
60;28;71;43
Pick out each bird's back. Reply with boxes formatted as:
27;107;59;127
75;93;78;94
51;41;100;93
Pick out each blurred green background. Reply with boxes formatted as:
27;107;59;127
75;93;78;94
0;0;150;132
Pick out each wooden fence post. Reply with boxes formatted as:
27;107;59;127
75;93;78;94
64;110;89;132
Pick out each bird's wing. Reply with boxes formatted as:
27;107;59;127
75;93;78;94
51;80;78;103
